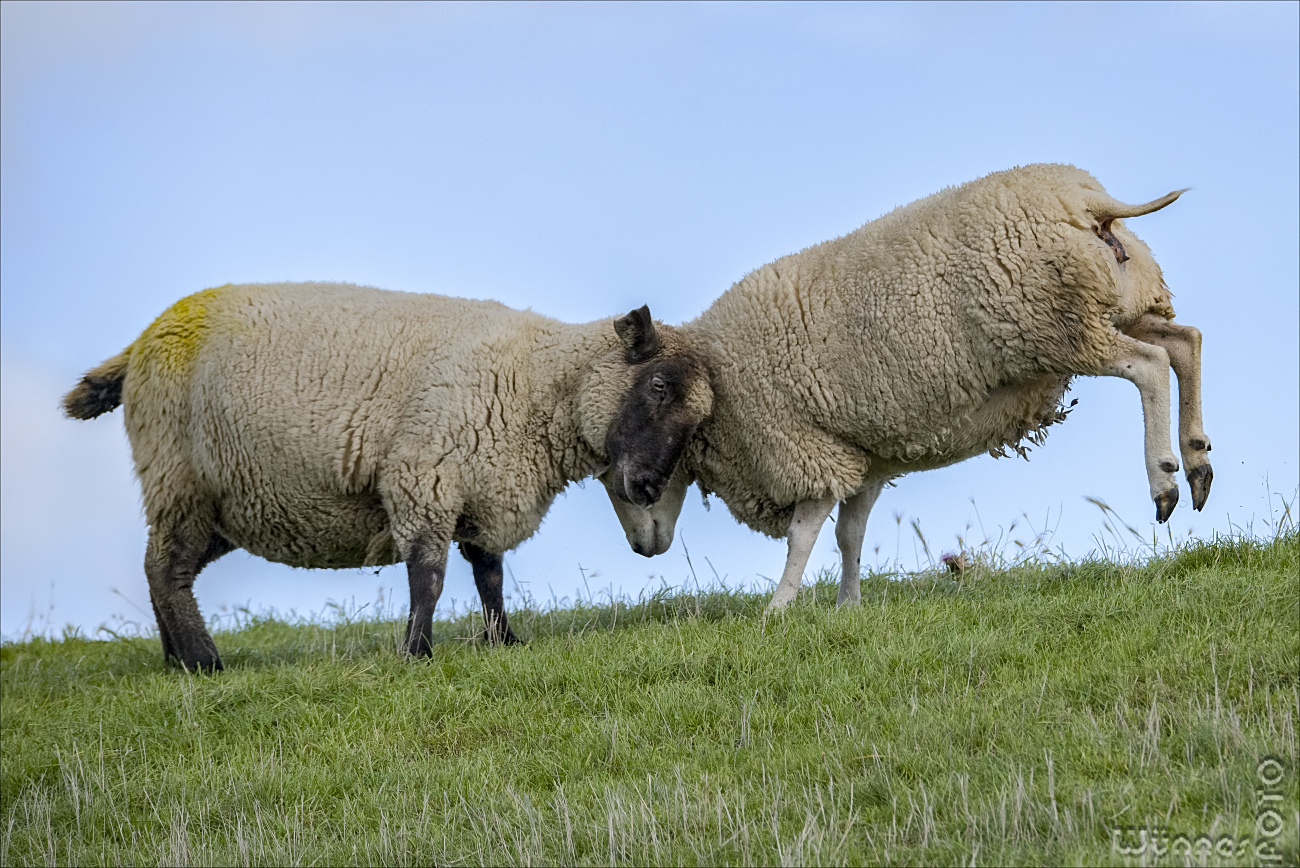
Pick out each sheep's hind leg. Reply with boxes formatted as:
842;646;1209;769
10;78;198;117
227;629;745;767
150;531;233;663
767;497;836;612
1122;314;1213;510
459;542;520;646
145;515;231;672
1102;335;1180;523
150;596;178;662
403;532;450;658
835;479;887;607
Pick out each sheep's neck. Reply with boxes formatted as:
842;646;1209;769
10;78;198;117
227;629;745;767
529;320;620;484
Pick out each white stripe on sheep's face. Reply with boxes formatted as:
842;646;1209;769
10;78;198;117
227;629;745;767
600;306;712;512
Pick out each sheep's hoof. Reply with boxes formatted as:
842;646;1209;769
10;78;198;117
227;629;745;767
482;628;522;646
176;653;223;674
765;596;794;617
1154;487;1179;523
1187;463;1214;511
403;634;434;658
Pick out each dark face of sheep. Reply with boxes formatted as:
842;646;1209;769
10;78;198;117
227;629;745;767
605;306;711;509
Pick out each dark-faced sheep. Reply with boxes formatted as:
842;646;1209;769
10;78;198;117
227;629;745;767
64;282;712;669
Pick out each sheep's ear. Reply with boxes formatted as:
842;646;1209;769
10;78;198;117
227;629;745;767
614;305;662;364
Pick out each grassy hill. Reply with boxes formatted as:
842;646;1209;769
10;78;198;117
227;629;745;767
2;530;1297;866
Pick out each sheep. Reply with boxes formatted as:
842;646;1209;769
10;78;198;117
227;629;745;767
64;281;712;670
665;163;1211;611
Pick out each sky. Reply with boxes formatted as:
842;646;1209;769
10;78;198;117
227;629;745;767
2;1;1297;639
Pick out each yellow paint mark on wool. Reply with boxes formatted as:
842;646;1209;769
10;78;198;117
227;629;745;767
131;285;230;374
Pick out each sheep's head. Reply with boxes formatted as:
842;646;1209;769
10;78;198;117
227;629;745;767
599;463;693;557
582;306;712;511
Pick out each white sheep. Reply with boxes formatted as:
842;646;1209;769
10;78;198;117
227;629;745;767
64;281;712;670
667;164;1210;610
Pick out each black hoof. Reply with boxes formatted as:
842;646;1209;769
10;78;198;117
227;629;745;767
403;634;434;658
177;654;223;674
1154;487;1179;523
483;628;522;647
1187;463;1213;511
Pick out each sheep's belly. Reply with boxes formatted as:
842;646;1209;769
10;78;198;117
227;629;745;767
216;490;395;570
860;376;1071;474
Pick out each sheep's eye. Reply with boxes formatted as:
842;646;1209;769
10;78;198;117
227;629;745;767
650;375;667;394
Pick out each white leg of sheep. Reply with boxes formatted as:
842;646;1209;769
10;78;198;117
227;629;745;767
835;478;888;607
767;496;837;612
1122;314;1213;510
1103;334;1182;522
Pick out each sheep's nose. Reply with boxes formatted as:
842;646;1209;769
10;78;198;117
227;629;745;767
622;466;666;507
631;478;665;507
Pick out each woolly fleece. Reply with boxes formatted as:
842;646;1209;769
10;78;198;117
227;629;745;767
677;164;1210;600
115;282;706;564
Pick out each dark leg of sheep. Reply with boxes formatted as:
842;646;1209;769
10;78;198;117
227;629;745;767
403;534;449;658
145;516;231;673
459;542;520;646
150;595;177;662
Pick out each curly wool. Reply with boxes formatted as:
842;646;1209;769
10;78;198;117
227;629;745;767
111;281;697;564
683;163;1179;538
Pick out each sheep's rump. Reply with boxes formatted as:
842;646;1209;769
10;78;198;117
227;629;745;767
683;164;1154;536
125;282;547;568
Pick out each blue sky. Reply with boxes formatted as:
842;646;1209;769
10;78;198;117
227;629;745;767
2;1;1297;638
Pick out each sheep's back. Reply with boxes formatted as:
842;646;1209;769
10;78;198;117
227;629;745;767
129;282;548;566
688;165;1134;529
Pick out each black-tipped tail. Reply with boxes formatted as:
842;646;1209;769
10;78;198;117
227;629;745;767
63;351;130;419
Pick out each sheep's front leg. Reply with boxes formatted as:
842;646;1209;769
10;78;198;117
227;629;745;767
403;534;449;658
459;542;520;646
835;478;888;607
1103;334;1180;523
1122;314;1213;510
767;496;836;612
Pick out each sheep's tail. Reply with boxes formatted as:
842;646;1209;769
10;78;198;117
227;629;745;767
63;350;130;419
1086;188;1188;221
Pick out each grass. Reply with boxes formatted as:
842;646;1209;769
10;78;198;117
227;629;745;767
2;529;1297;866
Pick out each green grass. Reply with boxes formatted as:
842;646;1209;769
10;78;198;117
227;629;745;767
3;531;1298;866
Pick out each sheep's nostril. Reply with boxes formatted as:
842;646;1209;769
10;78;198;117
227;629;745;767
626;472;665;507
642;476;667;505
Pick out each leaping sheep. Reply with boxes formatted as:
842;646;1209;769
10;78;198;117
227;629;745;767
663;163;1211;611
64;282;712;670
